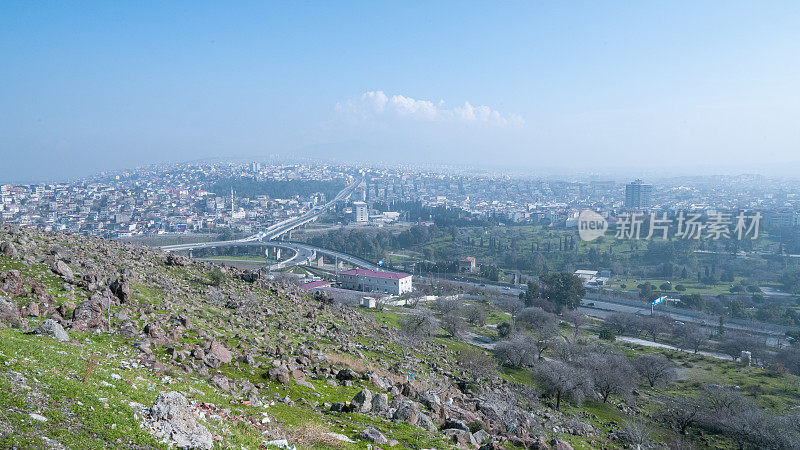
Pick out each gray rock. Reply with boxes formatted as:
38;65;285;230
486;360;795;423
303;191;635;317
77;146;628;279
330;402;347;412
336;368;358;381
392;402;419;426
351;389;373;413
444;419;470;431
149;391;213;449
371;393;389;414
206;340;232;364
70;298;105;332
358;427;388;444
0;296;22;327
473;429;490;444
444;429;477;447
38;319;69;341
417;412;438;432
0;241;18;258
51;260;73;279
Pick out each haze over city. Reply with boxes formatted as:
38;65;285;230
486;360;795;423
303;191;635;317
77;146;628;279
4;3;800;449
2;1;800;182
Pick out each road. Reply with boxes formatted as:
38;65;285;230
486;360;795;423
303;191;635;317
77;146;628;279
160;178;361;253
579;295;791;347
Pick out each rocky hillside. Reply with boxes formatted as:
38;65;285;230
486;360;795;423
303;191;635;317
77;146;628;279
0;225;569;449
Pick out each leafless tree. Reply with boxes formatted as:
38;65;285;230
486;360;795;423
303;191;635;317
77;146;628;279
400;311;437;339
493;296;524;316
616;420;651;448
642;314;673;343
561;311;587;340
463;304;487;326
457;347;496;380
441;313;466;338
534;360;593;410
577;352;636;403
659;394;703;434
494;333;538;368
673;323;706;353
633;354;676;388
517;306;556;330
718;333;763;361
434;296;461;314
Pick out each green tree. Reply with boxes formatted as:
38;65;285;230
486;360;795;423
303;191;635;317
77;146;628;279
539;272;586;312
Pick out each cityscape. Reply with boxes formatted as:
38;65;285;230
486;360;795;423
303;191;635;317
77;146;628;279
2;2;800;449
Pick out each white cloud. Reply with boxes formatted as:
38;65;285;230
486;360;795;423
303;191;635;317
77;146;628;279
335;91;523;126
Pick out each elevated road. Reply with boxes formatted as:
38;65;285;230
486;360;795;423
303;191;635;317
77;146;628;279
161;178;361;253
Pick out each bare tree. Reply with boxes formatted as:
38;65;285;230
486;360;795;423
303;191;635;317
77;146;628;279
660;394;703;434
561;311;587;340
718;333;762;361
463;304;487;326
535;322;561;359
517;306;556;330
642;314;673;343
673;323;706;354
434;296;461;314
578;352;636;403
400;311;438;339
457;347;496;380
494;333;538;368
534;360;593;410
441;313;466;338
616;420;651;448
633;354;676;388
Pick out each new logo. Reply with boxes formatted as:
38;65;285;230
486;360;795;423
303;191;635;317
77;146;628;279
577;209;608;241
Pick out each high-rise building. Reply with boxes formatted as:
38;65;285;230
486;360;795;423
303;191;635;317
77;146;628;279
624;179;652;208
353;201;368;222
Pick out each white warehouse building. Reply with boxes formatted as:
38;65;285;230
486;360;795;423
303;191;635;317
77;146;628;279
338;269;412;295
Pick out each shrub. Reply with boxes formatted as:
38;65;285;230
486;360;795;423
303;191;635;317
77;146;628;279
599;329;616;341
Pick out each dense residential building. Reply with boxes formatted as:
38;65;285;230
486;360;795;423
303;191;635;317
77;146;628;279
338;268;413;295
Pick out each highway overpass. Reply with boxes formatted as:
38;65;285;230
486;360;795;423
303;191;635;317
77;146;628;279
161;178;361;253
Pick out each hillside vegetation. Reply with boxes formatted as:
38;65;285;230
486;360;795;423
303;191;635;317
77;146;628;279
0;224;798;449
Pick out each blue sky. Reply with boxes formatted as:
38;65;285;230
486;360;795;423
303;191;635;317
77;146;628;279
1;1;799;181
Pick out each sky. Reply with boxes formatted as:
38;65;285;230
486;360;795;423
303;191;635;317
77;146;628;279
1;1;799;182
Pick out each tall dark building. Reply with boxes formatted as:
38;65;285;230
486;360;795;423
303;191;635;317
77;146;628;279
624;179;652;208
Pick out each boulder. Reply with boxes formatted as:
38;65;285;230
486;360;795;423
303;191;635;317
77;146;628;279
26;301;40;317
0;296;22;327
351;389;373;413
268;366;290;384
109;278;131;303
51;260;73;279
148;391;213;449
206;341;232;364
210;374;231;391
38;319;69;341
0;270;26;297
550;438;574;450
444;419;470;432
0;241;19;258
336;368;358;381
371;393;389;414
71;298;105;332
473;429;490;445
392;402;419;426
358;427;388;444
417;412;438;432
444;429;477;447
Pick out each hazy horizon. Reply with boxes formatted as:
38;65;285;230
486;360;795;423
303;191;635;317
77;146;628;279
2;1;799;183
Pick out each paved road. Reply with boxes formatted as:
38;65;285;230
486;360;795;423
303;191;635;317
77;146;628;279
579;296;790;347
161;178;361;253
